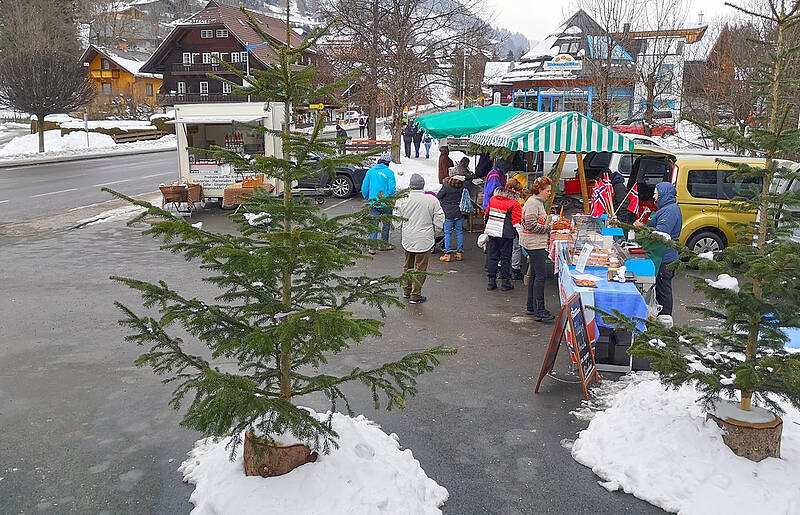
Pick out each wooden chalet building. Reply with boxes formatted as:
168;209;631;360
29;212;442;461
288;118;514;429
140;0;312;105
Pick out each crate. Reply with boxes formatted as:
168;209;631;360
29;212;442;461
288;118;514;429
562;177;583;194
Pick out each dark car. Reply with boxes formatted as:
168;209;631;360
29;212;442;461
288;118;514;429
296;152;367;198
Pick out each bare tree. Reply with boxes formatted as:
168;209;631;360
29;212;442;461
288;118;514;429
86;0;138;47
631;0;688;135
574;0;640;124
0;49;96;152
322;0;490;162
0;0;80;56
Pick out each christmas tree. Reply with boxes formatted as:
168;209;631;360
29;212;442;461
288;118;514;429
614;0;800;456
105;7;454;456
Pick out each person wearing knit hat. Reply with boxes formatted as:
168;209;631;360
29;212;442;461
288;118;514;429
394;173;445;303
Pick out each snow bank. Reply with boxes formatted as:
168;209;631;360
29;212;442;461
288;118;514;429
571;373;800;514
59;120;157;131
0;130;115;155
178;410;448;514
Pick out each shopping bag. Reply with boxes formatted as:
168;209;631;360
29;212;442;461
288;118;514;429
459;188;472;215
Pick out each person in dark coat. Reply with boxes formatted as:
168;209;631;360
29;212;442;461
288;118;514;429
475;153;492;178
436;175;466;261
438;145;454;184
635;182;682;317
402;122;414;158
610;171;627;214
412;125;424;158
335;122;348;154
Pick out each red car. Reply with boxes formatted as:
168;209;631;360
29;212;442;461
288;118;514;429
611;117;676;138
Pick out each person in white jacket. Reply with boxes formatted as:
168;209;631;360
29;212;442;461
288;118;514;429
394;173;445;304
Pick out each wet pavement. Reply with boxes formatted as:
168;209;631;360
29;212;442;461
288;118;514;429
0;197;703;514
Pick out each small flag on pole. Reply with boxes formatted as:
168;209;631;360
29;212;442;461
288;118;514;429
626;184;639;213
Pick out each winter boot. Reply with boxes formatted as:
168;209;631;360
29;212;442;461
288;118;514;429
511;268;524;280
454;251;463;261
487;278;498;291
439;252;452;262
500;279;514;291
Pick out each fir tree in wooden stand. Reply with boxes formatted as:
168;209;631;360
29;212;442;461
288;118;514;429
617;1;800;461
105;6;454;477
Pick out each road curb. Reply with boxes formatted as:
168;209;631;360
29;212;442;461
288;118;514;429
0;147;176;169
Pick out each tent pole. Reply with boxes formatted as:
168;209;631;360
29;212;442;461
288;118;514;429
576;152;590;213
545;151;566;212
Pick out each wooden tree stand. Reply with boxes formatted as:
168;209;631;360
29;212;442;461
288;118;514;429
243;431;318;477
706;411;782;462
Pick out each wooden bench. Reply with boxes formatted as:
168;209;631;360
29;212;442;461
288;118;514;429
112;129;166;144
345;139;392;153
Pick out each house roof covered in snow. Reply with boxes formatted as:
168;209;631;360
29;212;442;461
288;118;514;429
79;44;162;79
482;61;514;86
140;0;308;74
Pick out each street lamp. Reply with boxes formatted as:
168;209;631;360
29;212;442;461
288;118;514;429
245;41;270;102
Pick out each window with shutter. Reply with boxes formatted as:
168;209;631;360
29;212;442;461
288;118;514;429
202;53;211;64
222;82;232;94
183;52;192;64
200;81;209;94
177;81;186;94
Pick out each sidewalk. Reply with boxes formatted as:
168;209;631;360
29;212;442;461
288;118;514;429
0;136;176;168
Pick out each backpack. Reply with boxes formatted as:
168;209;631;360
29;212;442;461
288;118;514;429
459;188;472;215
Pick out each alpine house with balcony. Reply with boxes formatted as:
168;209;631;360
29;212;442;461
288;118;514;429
139;0;312;105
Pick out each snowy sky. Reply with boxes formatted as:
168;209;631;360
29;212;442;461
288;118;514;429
488;0;733;45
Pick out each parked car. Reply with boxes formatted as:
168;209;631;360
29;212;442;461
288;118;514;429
295;151;368;199
623;147;800;252
612;110;676;138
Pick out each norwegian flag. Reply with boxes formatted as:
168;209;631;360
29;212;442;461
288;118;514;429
590;183;606;216
626;184;640;213
602;173;614;203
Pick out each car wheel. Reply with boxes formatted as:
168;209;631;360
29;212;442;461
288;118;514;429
330;174;354;198
687;231;724;253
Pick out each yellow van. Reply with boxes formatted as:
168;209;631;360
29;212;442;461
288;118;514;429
625;146;799;252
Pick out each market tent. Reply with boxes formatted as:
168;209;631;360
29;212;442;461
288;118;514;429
469;111;633;153
413;105;525;139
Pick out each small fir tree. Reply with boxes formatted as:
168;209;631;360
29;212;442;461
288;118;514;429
617;0;800;417
106;7;454;455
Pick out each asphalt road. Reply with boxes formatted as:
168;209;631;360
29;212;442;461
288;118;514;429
0;196;685;514
0;151;178;223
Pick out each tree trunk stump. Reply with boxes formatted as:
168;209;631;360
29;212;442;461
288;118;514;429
243;431;318;477
706;411;782;462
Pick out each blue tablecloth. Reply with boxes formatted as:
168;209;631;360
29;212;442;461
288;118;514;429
569;266;648;332
556;241;647;334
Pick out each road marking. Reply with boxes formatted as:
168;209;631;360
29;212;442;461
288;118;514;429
0;199;9;204
140;172;175;179
30;188;78;198
322;198;351;211
92;178;132;187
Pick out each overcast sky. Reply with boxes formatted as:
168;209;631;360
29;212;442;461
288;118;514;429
488;0;734;44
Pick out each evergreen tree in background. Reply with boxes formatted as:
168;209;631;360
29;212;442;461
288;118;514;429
621;0;800;417
106;7;454;454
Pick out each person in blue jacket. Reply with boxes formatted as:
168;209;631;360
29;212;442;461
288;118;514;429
361;152;397;254
482;160;507;210
635;181;682;316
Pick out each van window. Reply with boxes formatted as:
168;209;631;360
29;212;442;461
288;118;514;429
686;170;719;199
618;154;633;176
719;169;761;200
586;152;611;169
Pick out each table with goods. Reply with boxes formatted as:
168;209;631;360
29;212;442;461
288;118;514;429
547;213;655;372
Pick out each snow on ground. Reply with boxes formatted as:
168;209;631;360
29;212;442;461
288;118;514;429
0;133;175;161
0;130;116;155
570;372;800;514
178;409;448;514
389;139;470;193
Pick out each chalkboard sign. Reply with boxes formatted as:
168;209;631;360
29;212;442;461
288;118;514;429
535;293;599;400
566;293;598;399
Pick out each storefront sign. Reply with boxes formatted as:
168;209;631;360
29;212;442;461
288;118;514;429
544;54;582;70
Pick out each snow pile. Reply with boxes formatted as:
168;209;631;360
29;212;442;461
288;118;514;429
0;130;115;155
0;133;175;161
697;251;715;260
178;410;449;514
59;119;157;131
571;373;800;514
705;273;740;293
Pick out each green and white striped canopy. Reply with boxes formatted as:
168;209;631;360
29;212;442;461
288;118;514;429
469;111;634;153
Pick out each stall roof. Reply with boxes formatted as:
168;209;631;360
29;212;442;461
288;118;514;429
470;111;633;153
414;105;525;139
169;115;265;124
